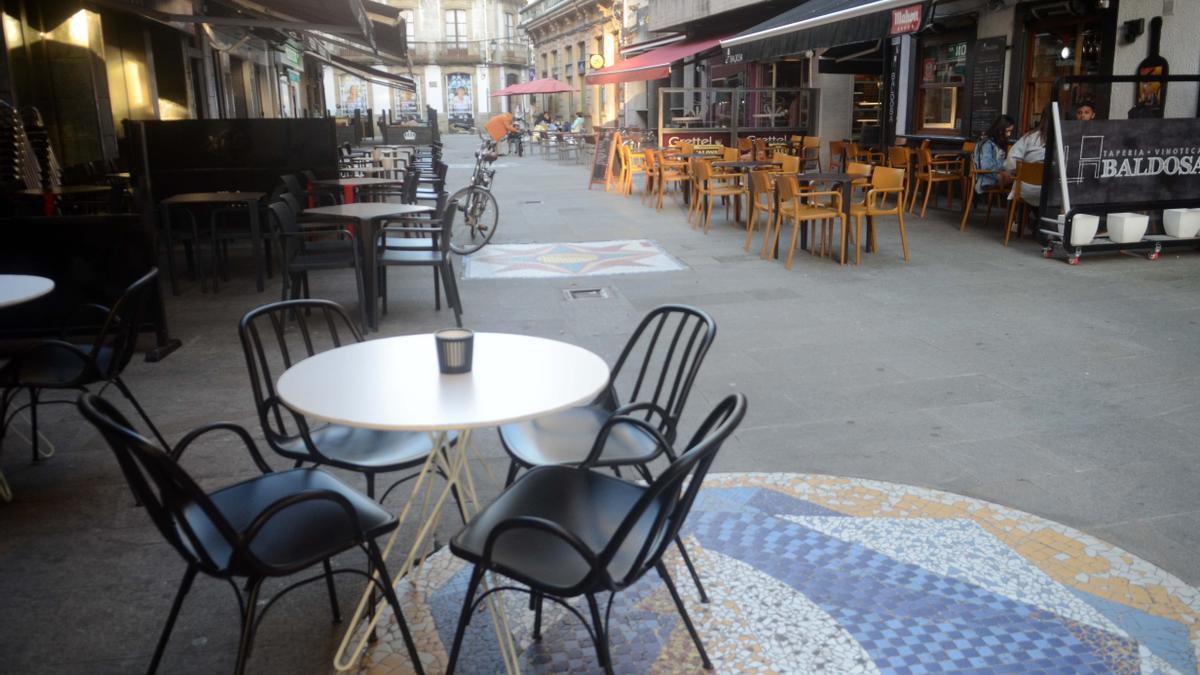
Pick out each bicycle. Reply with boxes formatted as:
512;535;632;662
447;136;502;255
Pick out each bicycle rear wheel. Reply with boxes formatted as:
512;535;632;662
448;186;499;255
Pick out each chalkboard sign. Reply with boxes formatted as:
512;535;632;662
1044;117;1200;209
968;37;1007;138
589;128;620;190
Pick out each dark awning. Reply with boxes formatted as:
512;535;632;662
818;40;884;75
721;0;925;62
306;51;416;92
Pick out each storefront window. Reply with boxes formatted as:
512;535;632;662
916;39;967;133
1023;22;1102;127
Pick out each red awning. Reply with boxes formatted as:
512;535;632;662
585;36;726;86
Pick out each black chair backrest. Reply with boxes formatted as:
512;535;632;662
239;300;363;448
402;167;421;204
89;268;159;380
606;305;717;442
78;394;239;575
602;393;746;588
278;191;302;216
280;173;305;197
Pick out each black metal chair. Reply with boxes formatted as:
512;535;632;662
238;299;457;506
498;305;717;597
446;393;747;675
267;200;368;330
0;268;169;461
377;195;464;327
76;393;424;675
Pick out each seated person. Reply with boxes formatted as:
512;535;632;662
1004;105;1051;207
972;114;1014;193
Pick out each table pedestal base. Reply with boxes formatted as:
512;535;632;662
334;429;522;674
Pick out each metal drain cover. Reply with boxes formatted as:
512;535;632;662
563;287;609;300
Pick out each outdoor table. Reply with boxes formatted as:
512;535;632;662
275;332;610;674
159;191;266;293
795;172;875;256
338;165;398;178
309;177;404;205
300;202;433;331
14;185;112;216
711;161;780;222
0;274;55;502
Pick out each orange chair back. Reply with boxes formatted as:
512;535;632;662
847;161;873;177
872;166;905;190
888;146;910;168
738;138;753;153
693;159;714;181
679;142;694;155
777;174;799;202
723;147;740;162
1015;160;1044;185
777;153;800;174
750;169;772;196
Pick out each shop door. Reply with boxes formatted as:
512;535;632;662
1022;18;1103;128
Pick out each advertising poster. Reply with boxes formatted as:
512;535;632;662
394;76;422;121
338;74;367;113
446;72;473;124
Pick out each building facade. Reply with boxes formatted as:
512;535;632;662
329;0;531;131
520;0;621;127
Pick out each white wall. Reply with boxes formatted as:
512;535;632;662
1110;0;1200;119
425;64;444;112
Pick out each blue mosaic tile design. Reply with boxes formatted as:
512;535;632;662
1069;588;1197;674
360;474;1200;674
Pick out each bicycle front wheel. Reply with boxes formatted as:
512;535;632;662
448;186;499;255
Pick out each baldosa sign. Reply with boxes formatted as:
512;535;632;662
1047;118;1200;208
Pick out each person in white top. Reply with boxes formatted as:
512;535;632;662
1003;105;1053;207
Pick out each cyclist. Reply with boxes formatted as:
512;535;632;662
484;112;523;157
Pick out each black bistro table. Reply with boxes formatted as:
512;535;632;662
300;202;434;331
159;191;266;293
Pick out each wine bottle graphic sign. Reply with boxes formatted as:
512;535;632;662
1132;17;1168;117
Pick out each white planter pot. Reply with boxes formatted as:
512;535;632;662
1106;212;1148;244
1057;214;1099;246
1163;208;1200;238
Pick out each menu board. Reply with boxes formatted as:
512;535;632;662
968;37;1007;138
589;128;620;189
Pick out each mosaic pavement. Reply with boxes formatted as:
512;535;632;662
462;240;687;279
352;473;1200;674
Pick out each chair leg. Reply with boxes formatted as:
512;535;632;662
233;577;264;675
504;459;520;487
444;564;486;675
897;209;910;262
147;564;197;675
959;184;976;231
1003;196;1019;247
29;388;39;462
585;593;614;674
785;220;801;270
920;180;933;218
673;535;709;603
656;562;713;669
322;559;342;624
532;592;544;641
113;377;170;452
433;266;442;311
367;540;425;675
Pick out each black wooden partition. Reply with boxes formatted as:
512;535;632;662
125;118;340;202
0;215;178;360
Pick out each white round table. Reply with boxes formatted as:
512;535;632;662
277;332;609;431
0;274;54;502
277;333;609;673
0;275;54;309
